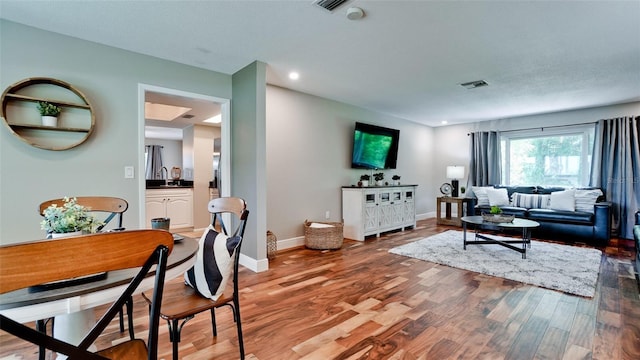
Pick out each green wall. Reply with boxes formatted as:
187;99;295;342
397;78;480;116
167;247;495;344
0;20;232;243
231;61;268;267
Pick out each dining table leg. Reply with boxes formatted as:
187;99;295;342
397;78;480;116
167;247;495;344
53;309;97;359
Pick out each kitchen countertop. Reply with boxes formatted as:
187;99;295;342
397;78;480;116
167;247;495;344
146;185;193;189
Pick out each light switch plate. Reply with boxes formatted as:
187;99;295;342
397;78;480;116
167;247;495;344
124;166;134;179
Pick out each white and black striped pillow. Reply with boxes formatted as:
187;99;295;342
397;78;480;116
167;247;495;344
184;225;241;300
511;192;551;209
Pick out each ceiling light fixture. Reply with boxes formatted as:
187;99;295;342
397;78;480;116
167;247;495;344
289;72;300;80
441;120;448;125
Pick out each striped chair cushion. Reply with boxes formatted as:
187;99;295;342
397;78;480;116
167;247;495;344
184;225;241;300
511;192;550;209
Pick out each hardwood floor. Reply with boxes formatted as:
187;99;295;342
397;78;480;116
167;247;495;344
2;219;639;359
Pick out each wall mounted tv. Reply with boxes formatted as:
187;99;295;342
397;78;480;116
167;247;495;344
351;122;400;169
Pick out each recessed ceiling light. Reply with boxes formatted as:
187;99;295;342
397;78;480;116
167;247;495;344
289;72;300;80
203;114;221;124
441;120;448;125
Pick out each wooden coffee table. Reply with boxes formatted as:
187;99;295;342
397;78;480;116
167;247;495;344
461;216;540;259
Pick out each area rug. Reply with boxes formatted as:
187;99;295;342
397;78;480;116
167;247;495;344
389;230;602;297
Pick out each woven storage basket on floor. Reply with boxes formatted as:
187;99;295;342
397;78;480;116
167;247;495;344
304;220;344;250
266;230;277;259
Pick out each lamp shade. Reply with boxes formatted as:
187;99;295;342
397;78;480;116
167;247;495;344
446;166;464;180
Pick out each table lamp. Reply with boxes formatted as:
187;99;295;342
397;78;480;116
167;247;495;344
446;165;464;197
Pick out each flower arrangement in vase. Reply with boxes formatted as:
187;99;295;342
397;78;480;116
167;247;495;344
41;197;103;237
37;101;62;127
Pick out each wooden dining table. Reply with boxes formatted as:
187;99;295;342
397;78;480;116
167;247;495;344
0;236;198;354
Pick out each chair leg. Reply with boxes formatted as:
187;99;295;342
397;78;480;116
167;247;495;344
36;318;49;360
118;296;135;339
233;299;245;360
126;296;134;339
118;308;125;333
167;316;194;360
210;308;217;336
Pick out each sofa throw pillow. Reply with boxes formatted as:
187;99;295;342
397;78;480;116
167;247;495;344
512;193;551;209
471;186;493;206
486;187;510;206
184;225;241;300
574;189;603;213
549;189;576;211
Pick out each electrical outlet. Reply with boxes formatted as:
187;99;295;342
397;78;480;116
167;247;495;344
124;166;134;179
325;210;330;219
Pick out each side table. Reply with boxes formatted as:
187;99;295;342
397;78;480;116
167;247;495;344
436;196;472;227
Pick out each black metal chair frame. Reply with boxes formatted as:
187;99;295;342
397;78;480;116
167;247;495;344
0;232;170;360
147;197;248;360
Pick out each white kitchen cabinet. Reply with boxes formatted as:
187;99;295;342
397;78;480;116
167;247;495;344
342;185;417;241
145;188;193;230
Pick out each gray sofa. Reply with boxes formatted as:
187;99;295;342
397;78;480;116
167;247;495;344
469;185;611;246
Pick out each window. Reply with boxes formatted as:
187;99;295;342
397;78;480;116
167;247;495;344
500;125;595;187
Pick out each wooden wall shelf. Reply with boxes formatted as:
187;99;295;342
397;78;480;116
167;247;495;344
1;77;95;151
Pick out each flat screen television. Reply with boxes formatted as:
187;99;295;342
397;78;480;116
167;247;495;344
351;122;400;169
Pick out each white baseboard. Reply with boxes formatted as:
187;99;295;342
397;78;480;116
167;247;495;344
239;253;269;273
418;212;436;220
277;235;306;251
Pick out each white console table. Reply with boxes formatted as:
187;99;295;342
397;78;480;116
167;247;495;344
342;185;417;241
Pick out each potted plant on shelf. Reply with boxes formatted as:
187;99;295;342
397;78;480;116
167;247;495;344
392;175;401;185
37;101;62;127
373;172;384;186
359;174;370;187
40;197;103;238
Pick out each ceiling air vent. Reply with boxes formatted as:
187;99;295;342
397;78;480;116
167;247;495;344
181;114;195;119
315;0;350;12
460;80;489;89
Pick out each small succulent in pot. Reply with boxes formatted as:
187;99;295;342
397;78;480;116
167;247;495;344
360;174;371;181
490;205;503;215
392;175;401;181
373;173;384;181
37;101;62;117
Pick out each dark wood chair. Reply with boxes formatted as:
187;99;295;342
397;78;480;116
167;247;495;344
37;196;133;360
142;197;249;360
0;230;173;360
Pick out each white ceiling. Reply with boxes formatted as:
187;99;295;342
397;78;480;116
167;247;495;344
1;0;639;127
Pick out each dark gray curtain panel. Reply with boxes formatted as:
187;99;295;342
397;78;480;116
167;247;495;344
145;145;164;180
468;131;501;187
590;116;640;239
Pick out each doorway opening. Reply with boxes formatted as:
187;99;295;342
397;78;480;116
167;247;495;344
138;84;230;231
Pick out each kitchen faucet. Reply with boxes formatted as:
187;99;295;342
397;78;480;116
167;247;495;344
158;166;168;185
